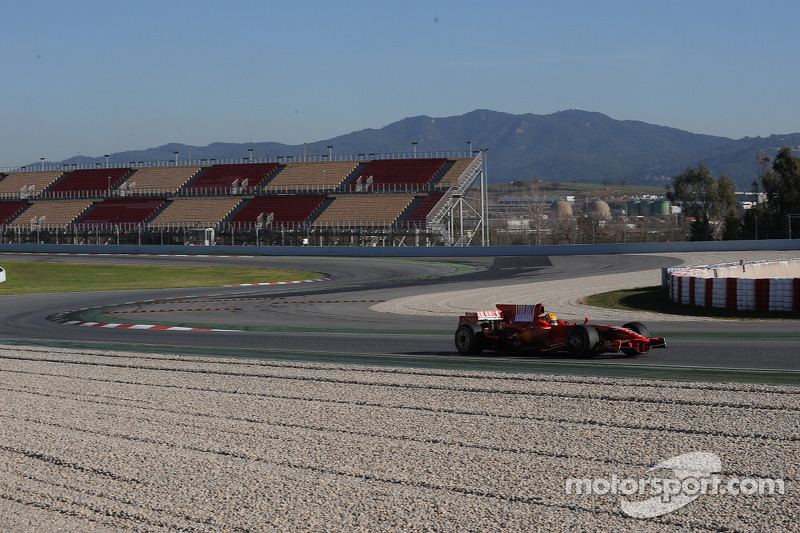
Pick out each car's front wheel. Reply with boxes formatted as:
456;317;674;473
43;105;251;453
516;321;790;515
622;321;650;337
621;322;650;356
454;324;484;354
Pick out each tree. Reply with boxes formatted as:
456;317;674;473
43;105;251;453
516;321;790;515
689;214;715;241
721;211;742;240
763;147;800;214
668;164;716;219
716;174;738;215
743;147;800;239
667;163;738;240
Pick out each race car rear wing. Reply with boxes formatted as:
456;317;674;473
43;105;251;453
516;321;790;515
494;303;546;323
461;310;504;323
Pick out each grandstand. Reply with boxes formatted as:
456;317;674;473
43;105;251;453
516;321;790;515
264;161;358;192
229;195;327;227
149;197;243;228
0;153;485;246
117;166;202;194
46;168;132;198
0;201;29;225
0;171;65;199
184;163;278;194
436;158;474;189
8;199;95;228
404;192;446;227
76;198;167;227
350;158;446;191
313;194;416;228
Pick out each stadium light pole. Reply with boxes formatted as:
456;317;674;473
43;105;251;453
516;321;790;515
40;157;45;171
105;154;109;168
412;142;417;158
327;145;333;160
173;151;179;166
468;141;472;156
248;148;253;163
481;148;490;246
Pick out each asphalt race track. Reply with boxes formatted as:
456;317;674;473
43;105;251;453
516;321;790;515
1;252;799;376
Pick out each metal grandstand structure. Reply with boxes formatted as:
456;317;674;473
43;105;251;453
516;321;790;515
425;152;486;245
0;152;487;247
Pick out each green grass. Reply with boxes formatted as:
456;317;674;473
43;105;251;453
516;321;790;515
0;262;321;294
583;285;800;320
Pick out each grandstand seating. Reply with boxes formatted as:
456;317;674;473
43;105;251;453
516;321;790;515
47;168;132;197
8;199;95;227
312;194;416;227
0;155;482;242
436;158;475;189
404;192;446;227
75;198;167;226
184;163;279;193
0;171;65;198
117;166;202;194
264;161;358;192
0;200;29;225
229;195;327;227
351;158;446;190
149;197;243;227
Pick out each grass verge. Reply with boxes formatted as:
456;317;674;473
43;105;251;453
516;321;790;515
0;262;321;294
582;285;799;320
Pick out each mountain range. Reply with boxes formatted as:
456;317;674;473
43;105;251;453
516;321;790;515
50;109;800;189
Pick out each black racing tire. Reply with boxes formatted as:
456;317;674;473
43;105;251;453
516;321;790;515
567;324;600;358
454;324;485;355
622;321;650;338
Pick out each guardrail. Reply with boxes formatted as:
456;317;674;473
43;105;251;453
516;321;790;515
665;258;800;312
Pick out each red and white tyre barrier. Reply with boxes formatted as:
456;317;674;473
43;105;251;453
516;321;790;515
669;261;800;312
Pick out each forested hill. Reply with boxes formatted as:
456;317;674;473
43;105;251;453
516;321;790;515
56;109;800;188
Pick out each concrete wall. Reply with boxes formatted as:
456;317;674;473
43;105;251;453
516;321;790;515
667;258;800;312
2;238;799;258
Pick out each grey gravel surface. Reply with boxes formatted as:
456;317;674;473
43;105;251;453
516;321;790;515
1;346;797;532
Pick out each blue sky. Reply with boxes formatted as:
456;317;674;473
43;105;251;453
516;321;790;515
2;0;799;167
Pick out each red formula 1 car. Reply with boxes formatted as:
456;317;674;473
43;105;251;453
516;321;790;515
455;303;666;357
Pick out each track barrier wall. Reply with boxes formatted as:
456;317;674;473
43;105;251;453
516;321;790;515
2;238;799;258
666;258;800;312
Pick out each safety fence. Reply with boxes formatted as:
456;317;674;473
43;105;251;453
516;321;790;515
667;258;800;312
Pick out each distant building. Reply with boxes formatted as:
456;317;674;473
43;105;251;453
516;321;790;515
736;191;766;210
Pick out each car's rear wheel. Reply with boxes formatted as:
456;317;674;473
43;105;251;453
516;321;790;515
454;324;485;354
567;324;599;358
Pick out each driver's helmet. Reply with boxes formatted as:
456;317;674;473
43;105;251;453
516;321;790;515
544;312;558;325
